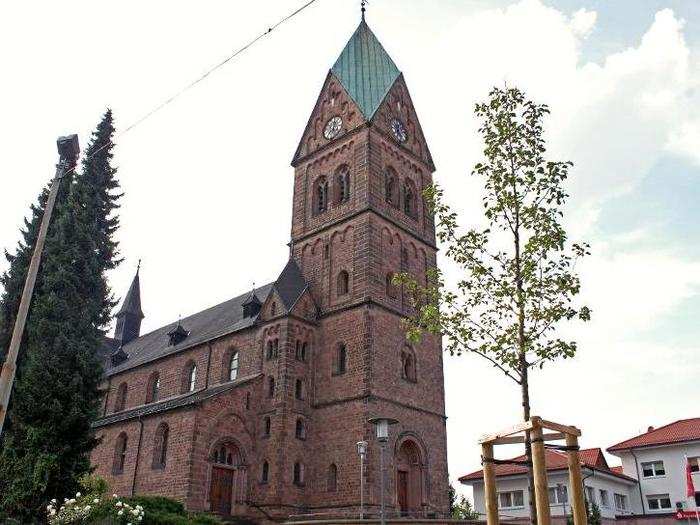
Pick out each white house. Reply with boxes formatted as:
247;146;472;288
607;418;700;517
459;448;638;521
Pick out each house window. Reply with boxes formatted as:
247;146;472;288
642;460;666;478
293;462;305;486
599;489;610;508
295;379;304;400
146;372;160;403
386;272;398;299
328;464;338;492
182;361;197;393
385;168;398;206
315;176;329;214
295;340;308;362
261;461;269;483
268;377;275;398
263;416;271;437
585;486;595;504
403;179;417;217
295;418;306;440
152;423;169;470
614;493;628;512
114;382;128;412
113;432;128;475
498;490;524;509
401;346;417;382
335;343;347;375
647;494;672;510
336;166;350;203
337;271;349;296
548;486;568;505
228;351;239;381
689;457;700;473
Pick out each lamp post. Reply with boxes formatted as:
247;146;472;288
368;417;398;525
357;440;368;520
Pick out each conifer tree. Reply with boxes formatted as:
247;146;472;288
0;110;121;520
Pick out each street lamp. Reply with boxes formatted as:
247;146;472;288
357;440;368;520
368;417;398;525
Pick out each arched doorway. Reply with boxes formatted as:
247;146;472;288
395;439;424;516
209;441;247;516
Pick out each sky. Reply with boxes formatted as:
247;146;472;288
2;0;699;501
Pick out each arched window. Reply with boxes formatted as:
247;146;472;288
386;272;398;299
261;460;270;483
114;382;128;412
315;176;329;214
146;371;160;403
301;342;308;362
295;379;304;400
295;418;306;440
213;441;241;466
401;346;417;382
385;168;398;206
263;416;271;437
293;462;305;486
328;464;338;492
403;179;417;217
228;351;239;381
336;165;351;203
273;339;279;358
182;361;197;393
113;432;128;474
266;340;273;360
152;422;169;469
334;343;347;375
270;301;277;316
268;376;275;398
337;270;349;296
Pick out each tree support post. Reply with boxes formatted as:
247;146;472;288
530;421;551;525
566;433;587;525
482;442;499;525
0;134;79;437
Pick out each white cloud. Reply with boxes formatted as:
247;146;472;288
570;8;597;39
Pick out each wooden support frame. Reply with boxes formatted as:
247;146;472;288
479;417;586;525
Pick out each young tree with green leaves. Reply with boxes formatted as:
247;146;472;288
0;110;121;520
396;86;590;524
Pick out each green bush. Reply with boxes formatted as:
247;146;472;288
119;495;224;525
122;495;185;515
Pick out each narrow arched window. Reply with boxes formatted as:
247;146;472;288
295;418;306;440
335;343;347;375
261;460;270;483
266;340;273;360
385;168;398;206
146;372;160;403
268;376;275;398
270;301;277;316
113;432;128;474
336;166;351;203
273;339;279;358
328;464;338;492
337;271;349;296
315;176;329;214
229;351;239;381
295;379;304;400
182;361;197;393
301;342;308;362
404;179;417;217
152;423;169;469
386;272;398;299
263;416;271;437
114;382;128;412
293;462;305;486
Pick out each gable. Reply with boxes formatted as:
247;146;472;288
288;289;317;322
292;72;366;166
371;74;435;171
260;289;285;321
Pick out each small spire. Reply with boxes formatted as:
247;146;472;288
361;0;366;21
136;258;141;274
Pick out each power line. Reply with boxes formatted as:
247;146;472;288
75;0;321;170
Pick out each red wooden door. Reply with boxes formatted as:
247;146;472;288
398;470;409;515
210;467;234;515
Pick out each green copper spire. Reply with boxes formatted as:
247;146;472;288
331;20;401;120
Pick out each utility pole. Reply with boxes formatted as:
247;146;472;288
0;134;80;437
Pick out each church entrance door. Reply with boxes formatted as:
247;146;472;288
210;466;234;515
397;470;409;515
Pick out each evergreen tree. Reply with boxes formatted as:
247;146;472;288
0;110;121;521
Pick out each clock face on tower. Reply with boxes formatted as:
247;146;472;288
391;118;408;143
323;116;343;140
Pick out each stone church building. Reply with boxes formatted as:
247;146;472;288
90;19;449;520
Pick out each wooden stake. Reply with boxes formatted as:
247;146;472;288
482;442;499;525
566;433;587;525
531;423;551;525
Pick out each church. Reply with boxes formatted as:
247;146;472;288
90;18;450;520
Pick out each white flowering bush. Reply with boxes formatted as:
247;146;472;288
46;491;144;524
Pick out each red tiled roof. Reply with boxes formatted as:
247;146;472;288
607;418;700;452
459;448;636;483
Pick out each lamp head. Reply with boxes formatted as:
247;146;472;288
56;134;80;162
356;440;368;456
368;417;399;442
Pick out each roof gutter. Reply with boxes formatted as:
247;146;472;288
630;449;646;515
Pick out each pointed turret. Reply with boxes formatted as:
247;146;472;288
331;20;401;120
242;289;262;318
114;265;144;347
